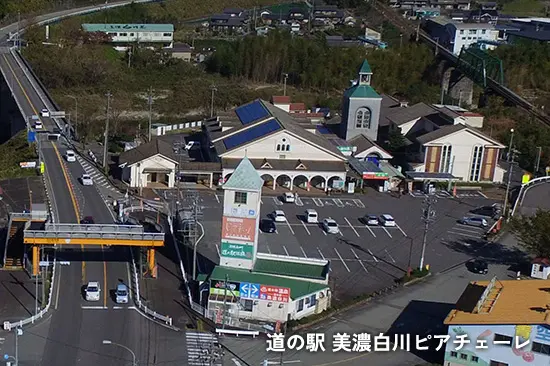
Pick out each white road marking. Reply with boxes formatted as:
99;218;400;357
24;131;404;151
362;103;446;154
344;217;360;237
81;306;108;309
301;220;311;235
295;196;303;206
260;199;263;204
273;197;283;206
334;248;350;272
477;190;488;198
214;194;220;203
232;359;243;366
365;225;376;237
283;246;289;256
383;227;392;238
285;220;295;235
275;229;279;234
55;263;62;310
300;246;308;258
350;248;369;273
385;249;396;263
322;227;327;235
266;244;272;254
454;226;484;234
353;199;365;208
448;231;480;239
215;244;220;257
396;224;407;237
368;249;379;262
334;198;344;207
312;198;324;207
338;230;344;237
317;247;325;260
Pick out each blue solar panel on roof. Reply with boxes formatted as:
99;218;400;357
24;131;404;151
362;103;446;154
223;118;281;150
316;125;332;134
235;101;270;125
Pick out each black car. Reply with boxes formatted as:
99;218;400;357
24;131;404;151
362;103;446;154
470;205;501;219
470;259;489;274
80;216;95;224
260;219;276;233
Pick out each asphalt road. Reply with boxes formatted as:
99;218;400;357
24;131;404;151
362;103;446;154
0;39;187;366
518;181;550;216
191;190;496;302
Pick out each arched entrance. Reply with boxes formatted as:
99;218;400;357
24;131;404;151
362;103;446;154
309;176;326;191
366;152;382;160
275;174;292;190
261;174;275;190
328;176;343;191
293;175;308;191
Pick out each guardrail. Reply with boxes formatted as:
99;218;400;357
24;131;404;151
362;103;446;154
3;257;56;330
44;223;144;233
216;329;260;338
24;229;164;242
511;176;550;217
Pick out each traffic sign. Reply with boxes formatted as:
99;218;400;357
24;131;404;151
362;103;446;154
27;131;36;143
239;282;260;299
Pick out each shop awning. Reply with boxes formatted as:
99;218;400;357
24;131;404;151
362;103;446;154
348;157;388;180
142;168;172;173
379;161;405;179
405;171;458;182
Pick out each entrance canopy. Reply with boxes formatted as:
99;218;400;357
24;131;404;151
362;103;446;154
406;172;458;182
348;157;388;180
143;168;171;174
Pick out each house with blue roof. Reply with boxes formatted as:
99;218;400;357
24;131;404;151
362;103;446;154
81;24;174;49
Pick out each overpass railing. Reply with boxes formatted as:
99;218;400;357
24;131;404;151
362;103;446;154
511;176;550;217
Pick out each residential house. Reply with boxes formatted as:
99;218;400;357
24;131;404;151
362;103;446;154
480;1;498;10
223;8;244;17
169;43;193;62
312;5;344;24
470;9;499;24
443;278;550;366
209;14;247;33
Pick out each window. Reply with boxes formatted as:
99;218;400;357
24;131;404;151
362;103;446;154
490;361;508;366
240;299;253;312
481;29;486;34
469;145;484;181
459;29;464;34
450;351;458;357
469;29;476;35
493;334;513;347
309;294;316;307
163;32;172;37
460;354;468;360
355;107;372;129
471;356;479;362
532;342;550;355
130;33;135;36
234;191;247;204
119;33;128;36
276;138;290;152
439;144;452;173
297;299;304;312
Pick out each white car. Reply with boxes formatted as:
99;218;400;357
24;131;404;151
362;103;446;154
65;150;76;162
40;109;50;118
364;214;379;226
272;210;286;223
379;214;396;227
283;192;295;203
81;174;93;186
85;281;100;301
322;218;339;234
34;121;43;130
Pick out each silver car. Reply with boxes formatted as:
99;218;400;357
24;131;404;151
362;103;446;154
322;218;339;234
460;217;488;227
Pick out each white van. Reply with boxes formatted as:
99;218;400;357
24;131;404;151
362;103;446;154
65;150;76;162
305;209;318;223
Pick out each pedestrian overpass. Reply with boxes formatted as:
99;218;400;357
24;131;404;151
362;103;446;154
23;222;165;276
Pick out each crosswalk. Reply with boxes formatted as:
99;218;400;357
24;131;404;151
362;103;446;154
77;156;119;193
186;331;223;366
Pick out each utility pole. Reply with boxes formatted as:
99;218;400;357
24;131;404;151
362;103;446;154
147;86;153;142
16;11;20;50
507;128;515;162
504;149;517;221
535;146;542;174
103;91;112;170
127;45;133;68
179;191;203;281
419;194;437;271
222;274;228;329
282;73;289;96
210;85;217;118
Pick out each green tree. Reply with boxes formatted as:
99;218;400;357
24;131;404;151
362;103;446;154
510;210;550;257
386;129;407;152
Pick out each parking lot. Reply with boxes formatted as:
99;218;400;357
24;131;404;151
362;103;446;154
186;190;496;301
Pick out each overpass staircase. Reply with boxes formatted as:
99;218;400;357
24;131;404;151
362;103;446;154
2;213;48;271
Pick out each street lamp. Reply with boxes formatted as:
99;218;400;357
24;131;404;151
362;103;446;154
507;128;514;162
102;340;137;366
209;85;217;118
282;73;289;96
66;95;78;140
406;236;414;277
192;221;205;281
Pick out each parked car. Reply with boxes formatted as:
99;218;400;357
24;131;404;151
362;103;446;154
469;259;489;274
460;216;488;227
85;281;100;301
260;219;277;233
322;218;339;234
379;214;396;227
304;209;318;223
80;216;95;224
81;174;93;186
272;210;286;223
115;283;129;304
363;215;379;226
65;149;76;162
40;109;50;118
283;192;295;203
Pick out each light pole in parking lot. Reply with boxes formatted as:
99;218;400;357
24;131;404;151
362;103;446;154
419;195;437;271
406;236;414;277
102;340;137;366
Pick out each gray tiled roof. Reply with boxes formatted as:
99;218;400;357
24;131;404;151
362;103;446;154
118;139;177;166
222;158;347;172
347;134;376;154
386;102;437;126
223;157;264;191
416;123;468;144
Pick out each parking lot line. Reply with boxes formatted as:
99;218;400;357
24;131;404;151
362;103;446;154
300;246;308;258
214;194;220;203
448;231;480;239
367;249;379;262
321;227;327;236
285;220;295;235
283;246;289;256
338;230;344;237
265;244;272;254
317;247;325;260
383;227;392;238
334;199;344;208
365;225;376;237
352;199;365;208
385;249;396;263
453;226;484;234
215;244;220;257
344;217;360;237
396;224;407;237
312;198;324;207
350;248;369;273
273;197;283;206
295;196;303;206
301;221;311;235
334;248;350;272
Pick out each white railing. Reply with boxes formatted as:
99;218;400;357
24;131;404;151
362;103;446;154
511;176;550;217
167;216;192;301
216;329;260;338
151;121;202;136
3;257;57;330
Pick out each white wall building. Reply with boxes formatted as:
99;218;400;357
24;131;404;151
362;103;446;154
451;23;499;54
82;23;174;48
118;139;178;189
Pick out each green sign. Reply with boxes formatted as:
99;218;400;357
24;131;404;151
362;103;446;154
337;146;353;152
221;241;254;260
